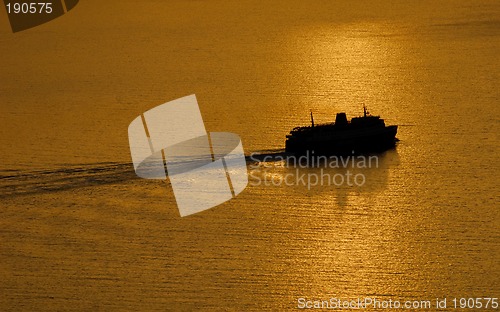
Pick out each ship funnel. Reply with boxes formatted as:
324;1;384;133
335;113;348;126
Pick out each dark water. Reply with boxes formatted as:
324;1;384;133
0;0;499;310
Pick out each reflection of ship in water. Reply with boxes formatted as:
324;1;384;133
287;149;399;207
247;148;400;208
285;106;398;155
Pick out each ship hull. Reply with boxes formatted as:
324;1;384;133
285;125;398;155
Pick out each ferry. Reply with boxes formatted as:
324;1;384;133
285;106;398;155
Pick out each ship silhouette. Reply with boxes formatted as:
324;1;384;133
285;106;398;155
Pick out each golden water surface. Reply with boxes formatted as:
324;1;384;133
0;0;499;310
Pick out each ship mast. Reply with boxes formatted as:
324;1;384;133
310;111;315;128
